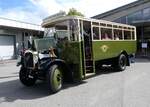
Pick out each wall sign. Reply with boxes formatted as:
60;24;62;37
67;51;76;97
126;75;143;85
141;43;147;48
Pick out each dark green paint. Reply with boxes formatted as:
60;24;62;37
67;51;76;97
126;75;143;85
56;40;136;80
57;41;84;81
33;39;136;81
92;41;136;61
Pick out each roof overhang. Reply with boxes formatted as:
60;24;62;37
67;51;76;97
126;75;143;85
0;17;44;31
93;0;150;19
42;16;80;28
42;15;135;28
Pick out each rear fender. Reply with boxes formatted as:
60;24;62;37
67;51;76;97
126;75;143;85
120;50;130;66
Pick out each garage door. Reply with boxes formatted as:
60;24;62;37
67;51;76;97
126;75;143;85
0;35;14;60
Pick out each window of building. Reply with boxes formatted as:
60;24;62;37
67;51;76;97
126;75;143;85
124;30;131;40
143;8;150;20
114;18;121;23
93;27;100;40
120;16;127;24
101;28;112;40
127;11;142;24
113;29;123;40
114;17;127;24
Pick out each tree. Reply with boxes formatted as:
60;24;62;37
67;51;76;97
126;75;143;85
67;8;84;17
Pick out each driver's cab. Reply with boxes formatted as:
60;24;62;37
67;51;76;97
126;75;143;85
42;15;94;79
43;18;79;41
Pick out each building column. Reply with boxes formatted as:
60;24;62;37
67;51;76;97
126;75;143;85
22;32;25;49
141;26;144;42
13;35;17;59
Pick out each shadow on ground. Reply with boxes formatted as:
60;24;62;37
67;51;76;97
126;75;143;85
0;78;87;103
0;75;18;79
0;66;120;103
96;66;121;75
0;79;48;103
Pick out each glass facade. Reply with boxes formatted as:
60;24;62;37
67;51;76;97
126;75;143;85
143;8;150;20
114;17;127;24
114;7;150;24
114;7;150;56
127;11;142;24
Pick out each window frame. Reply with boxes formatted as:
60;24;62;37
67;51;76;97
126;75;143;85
79;18;136;41
92;26;100;40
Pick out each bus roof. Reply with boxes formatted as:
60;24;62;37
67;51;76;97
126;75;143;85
42;15;135;29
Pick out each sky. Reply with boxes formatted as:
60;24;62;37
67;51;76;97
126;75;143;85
0;0;137;24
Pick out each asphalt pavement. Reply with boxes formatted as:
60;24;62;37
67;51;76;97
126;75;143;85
0;58;150;107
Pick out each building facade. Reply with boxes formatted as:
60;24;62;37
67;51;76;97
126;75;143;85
93;0;150;57
0;17;44;60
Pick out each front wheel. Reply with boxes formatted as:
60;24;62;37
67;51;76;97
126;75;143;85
46;65;63;93
115;54;127;71
19;67;36;86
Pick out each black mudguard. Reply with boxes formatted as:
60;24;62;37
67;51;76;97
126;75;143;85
43;59;74;82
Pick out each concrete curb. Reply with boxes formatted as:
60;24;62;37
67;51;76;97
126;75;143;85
0;60;17;65
136;56;150;60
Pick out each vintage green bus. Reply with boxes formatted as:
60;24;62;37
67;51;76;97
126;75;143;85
18;15;136;93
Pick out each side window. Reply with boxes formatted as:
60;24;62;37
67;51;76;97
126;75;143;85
55;25;68;41
69;19;79;41
101;28;112;40
113;29;123;40
124;30;131;40
93;27;99;40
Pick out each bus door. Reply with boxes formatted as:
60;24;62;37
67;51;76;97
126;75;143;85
81;21;95;77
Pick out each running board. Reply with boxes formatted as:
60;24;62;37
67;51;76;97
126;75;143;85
85;73;95;78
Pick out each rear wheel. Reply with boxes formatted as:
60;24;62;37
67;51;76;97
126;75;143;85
114;54;127;71
46;65;63;93
19;67;36;86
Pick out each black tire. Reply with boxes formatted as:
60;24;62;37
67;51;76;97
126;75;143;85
115;54;127;71
46;65;63;93
19;67;36;86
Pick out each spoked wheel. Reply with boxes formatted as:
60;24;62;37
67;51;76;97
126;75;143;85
19;67;36;86
116;54;127;71
47;65;63;93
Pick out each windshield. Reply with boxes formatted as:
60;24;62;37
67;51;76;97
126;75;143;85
44;19;79;41
33;38;56;51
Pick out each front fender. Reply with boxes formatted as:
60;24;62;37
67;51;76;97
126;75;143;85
43;59;73;82
44;59;66;70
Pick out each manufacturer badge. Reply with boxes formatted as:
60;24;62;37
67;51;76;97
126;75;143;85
101;45;109;52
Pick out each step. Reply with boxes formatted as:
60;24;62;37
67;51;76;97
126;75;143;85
86;69;91;72
86;69;93;74
86;64;93;67
86;66;93;68
85;73;95;77
86;61;93;64
85;59;93;61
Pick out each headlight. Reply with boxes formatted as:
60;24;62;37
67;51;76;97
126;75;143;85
33;56;38;64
